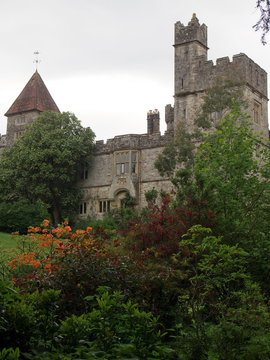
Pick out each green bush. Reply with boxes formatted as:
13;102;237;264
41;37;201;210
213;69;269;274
0;199;49;234
0;281;36;351
170;225;270;359
0;281;61;353
55;287;175;359
0;348;20;360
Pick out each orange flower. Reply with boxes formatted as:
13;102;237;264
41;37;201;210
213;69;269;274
43;219;50;228
44;263;52;273
86;227;92;233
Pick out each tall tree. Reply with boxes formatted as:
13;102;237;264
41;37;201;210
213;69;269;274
0;111;95;225
155;74;270;240
193;108;270;243
155;76;245;194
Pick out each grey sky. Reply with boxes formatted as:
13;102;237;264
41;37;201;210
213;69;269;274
0;0;268;140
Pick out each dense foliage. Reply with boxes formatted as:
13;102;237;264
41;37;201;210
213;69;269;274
0;111;95;226
1;78;270;358
0;199;49;234
1;217;270;359
155;80;270;299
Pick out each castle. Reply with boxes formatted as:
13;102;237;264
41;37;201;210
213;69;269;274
0;15;268;219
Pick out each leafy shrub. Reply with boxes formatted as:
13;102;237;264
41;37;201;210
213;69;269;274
109;207;139;232
0;348;20;360
74;216;118;233
56;287;175;359
8;222;146;315
0;280;36;351
170;225;270;359
122;193;215;259
0;199;49;234
0;280;61;353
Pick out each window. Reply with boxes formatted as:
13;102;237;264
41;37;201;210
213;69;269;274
16;116;26;125
79;202;87;214
210;111;222;122
115;151;138;176
14;131;24;140
254;101;261;124
183;108;186;119
99;200;110;213
131;152;137;173
255;70;259;86
80;168;88;180
116;152;133;175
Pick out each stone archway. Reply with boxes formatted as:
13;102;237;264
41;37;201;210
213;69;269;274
114;190;129;209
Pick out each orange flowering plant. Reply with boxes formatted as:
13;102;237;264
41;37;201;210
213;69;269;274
8;220;98;289
7;219;145;314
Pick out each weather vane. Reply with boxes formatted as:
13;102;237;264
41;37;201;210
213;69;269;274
33;51;41;71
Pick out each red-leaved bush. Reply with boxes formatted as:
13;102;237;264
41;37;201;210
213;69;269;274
122;193;215;259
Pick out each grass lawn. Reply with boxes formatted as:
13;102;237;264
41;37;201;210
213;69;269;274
0;232;20;251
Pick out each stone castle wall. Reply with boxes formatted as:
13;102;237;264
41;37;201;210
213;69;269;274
78;131;174;219
174;52;269;136
0;15;268;220
173;15;268;138
6;111;40;147
95;131;173;154
0;134;7;155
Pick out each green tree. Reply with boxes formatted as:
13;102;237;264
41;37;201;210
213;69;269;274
155;76;245;183
171;225;270;359
0;111;95;225
193;109;270;244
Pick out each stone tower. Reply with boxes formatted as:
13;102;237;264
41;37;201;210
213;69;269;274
174;13;208;129
173;14;268;139
5;71;60;147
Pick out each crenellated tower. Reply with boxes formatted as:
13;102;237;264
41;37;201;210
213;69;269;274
173;14;208;129
172;14;268;138
174;13;208;95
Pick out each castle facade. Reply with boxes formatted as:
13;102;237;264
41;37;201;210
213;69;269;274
0;15;268;219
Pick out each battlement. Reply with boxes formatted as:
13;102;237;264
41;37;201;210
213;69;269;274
176;52;268;98
202;53;268;98
175;13;207;48
95;131;173;155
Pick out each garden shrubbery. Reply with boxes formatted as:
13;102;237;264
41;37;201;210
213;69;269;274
1;106;270;358
0;199;49;234
1;207;270;359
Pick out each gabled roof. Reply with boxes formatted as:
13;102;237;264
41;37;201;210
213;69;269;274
5;71;60;116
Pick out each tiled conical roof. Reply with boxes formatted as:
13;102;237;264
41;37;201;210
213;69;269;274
5;71;60;116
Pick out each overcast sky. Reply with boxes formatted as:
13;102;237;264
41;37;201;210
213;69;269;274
0;0;268;141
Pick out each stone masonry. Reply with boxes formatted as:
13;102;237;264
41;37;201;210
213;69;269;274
0;15;268;219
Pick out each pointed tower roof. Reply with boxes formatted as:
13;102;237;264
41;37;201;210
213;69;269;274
5;71;60;116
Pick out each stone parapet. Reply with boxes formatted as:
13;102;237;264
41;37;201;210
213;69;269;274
95;131;173;155
194;53;267;98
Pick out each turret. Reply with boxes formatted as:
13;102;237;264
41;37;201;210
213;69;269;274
174;14;208;95
147;109;160;135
